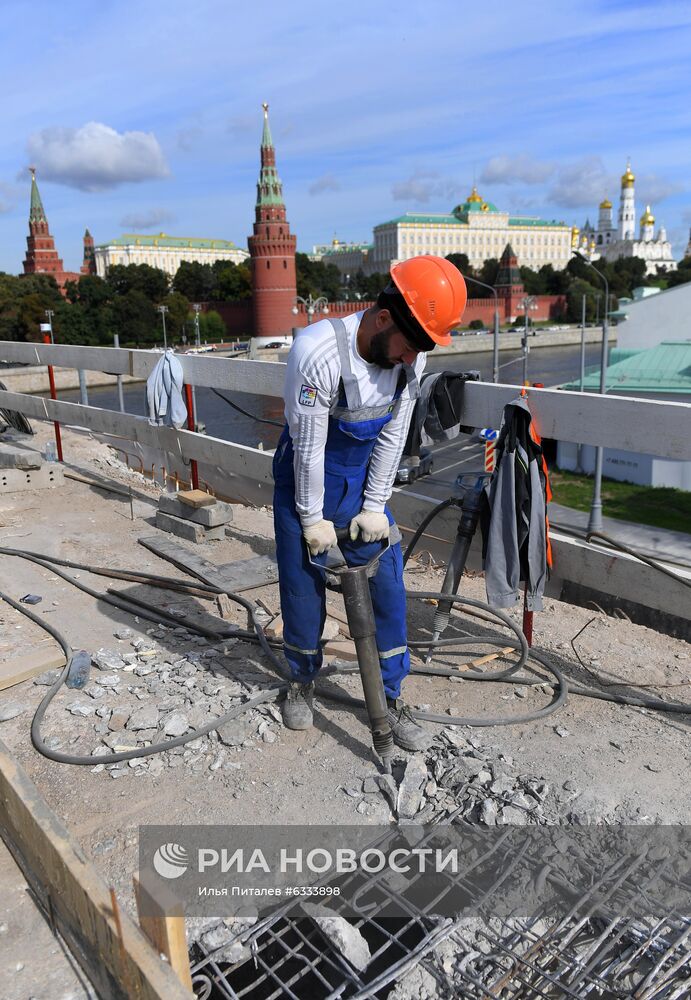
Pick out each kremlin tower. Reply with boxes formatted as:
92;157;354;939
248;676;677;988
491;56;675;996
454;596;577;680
247;104;297;338
22;169;79;290
80;228;96;275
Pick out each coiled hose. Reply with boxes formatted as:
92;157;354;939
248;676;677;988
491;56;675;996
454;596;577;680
1;520;688;769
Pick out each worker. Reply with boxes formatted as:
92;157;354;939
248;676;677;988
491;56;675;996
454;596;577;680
273;256;467;750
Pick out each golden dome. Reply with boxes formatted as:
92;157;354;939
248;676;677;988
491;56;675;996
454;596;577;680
599;197;612;210
571;226;580;247
640;204;655;226
467;185;483;203
621;161;635;188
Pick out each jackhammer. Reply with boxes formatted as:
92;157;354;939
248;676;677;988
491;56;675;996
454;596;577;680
426;474;489;662
308;530;394;773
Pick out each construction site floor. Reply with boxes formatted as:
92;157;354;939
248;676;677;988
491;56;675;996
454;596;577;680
1;422;690;999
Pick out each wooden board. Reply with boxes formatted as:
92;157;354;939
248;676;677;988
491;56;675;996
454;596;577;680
134;870;194;991
138;535;279;593
177;489;216;508
0;645;66;691
0;738;192;1000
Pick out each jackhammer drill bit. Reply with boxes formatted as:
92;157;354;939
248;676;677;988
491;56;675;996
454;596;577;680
339;560;394;773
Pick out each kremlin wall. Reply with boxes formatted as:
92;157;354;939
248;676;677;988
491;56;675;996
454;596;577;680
16;112;676;340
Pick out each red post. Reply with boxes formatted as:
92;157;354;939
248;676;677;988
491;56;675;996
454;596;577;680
184;383;199;491
43;333;63;462
522;584;533;648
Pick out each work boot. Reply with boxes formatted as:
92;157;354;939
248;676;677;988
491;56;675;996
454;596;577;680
282;681;315;731
386;698;432;752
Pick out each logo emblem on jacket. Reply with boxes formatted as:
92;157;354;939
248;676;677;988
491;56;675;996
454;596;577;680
299;384;317;407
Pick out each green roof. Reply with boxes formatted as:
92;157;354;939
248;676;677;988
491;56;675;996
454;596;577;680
562;341;691;395
29;170;47;225
376;211;569;229
97;233;243;251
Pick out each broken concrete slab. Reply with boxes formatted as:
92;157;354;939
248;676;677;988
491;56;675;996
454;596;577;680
158;493;234;528
0;444;42;470
155;510;226;544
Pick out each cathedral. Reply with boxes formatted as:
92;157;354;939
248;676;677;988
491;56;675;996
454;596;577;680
580;162;676;275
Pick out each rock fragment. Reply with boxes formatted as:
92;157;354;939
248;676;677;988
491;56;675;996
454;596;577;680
302;903;371;972
397;754;428;819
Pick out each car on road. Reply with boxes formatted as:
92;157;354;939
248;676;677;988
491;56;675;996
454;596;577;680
395;449;433;484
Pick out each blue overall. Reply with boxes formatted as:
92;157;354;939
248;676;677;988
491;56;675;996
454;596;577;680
272;318;418;700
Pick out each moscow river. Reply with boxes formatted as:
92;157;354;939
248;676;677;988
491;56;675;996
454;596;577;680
61;341;603;451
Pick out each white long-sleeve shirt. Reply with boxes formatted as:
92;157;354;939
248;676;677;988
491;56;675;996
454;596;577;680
283;312;426;527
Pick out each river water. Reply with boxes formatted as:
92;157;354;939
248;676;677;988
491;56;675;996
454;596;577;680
60;342;601;450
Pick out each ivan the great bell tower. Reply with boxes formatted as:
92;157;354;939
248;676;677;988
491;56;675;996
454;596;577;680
248;103;297;338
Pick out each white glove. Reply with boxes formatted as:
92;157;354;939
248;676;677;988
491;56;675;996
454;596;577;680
349;511;390;543
302;519;338;556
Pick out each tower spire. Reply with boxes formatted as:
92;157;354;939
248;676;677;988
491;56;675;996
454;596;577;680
29;167;47;226
247;103;297;338
255;102;284;210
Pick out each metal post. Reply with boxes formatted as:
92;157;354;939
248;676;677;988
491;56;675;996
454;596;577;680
78;369;89;406
579;294;586;392
588;289;609;533
43;332;63;462
572;251;610;534
158;305;168;350
522;299;530;384
492;304;500;384
113;333;125;413
193;304;201;348
184;384;200;491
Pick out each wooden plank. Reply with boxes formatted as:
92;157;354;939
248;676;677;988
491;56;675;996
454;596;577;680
0;390;275;481
138;534;230;591
133;870;194;993
139;534;280;594
3;378;690;459
0;646;66;691
0;341;286;396
177;489;216;508
0;738;192;1000
216;554;279;592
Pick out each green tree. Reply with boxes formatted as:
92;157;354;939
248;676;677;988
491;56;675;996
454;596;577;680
479;258;499;288
106;263;169;302
173;261;217;301
162;291;191;341
110;290;157;346
198;310;226;342
213;260;252;300
666;256;691;288
295;253;342;301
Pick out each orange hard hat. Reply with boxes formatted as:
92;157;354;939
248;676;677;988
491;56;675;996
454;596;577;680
390;255;467;346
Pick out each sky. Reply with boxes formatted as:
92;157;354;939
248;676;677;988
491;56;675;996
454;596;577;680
2;0;691;274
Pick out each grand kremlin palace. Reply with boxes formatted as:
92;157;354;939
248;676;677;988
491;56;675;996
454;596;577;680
318;188;575;276
93;233;249;279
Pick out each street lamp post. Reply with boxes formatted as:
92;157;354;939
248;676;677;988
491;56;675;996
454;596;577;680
572;250;610;533
292;294;329;325
157;304;169;350
462;275;500;383
44;309;55;344
519;295;537;384
193;303;202;348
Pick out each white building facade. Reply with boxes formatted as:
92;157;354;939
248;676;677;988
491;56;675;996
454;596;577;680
93;233;249;279
370;188;575;273
580;163;677;275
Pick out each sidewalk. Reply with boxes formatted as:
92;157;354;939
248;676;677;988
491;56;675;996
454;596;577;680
549;501;691;569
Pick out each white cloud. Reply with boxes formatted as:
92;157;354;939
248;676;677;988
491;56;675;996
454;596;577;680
547;157;615;210
480;154;555;186
308;173;340;196
26;122;169;192
636;174;683;206
120;208;176;230
391;170;464;205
